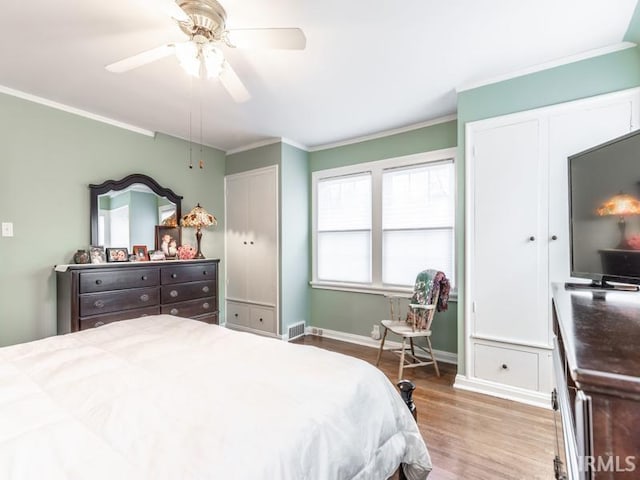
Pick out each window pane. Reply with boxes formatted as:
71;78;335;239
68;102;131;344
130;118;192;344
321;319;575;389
318;173;371;231
383;162;454;229
382;229;454;286
318;231;371;283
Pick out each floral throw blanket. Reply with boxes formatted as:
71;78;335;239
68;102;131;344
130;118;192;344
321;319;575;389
409;269;451;313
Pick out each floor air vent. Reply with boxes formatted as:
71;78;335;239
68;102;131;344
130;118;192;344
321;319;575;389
287;322;306;341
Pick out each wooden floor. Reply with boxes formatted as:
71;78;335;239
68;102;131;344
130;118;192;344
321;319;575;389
293;335;555;480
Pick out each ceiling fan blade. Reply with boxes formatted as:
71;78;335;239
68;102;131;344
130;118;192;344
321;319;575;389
219;62;251;103
226;28;306;50
106;44;175;73
138;0;191;23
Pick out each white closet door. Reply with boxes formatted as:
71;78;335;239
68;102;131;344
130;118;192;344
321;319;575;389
225;175;249;300
472;119;549;346
246;168;278;305
548;99;635;284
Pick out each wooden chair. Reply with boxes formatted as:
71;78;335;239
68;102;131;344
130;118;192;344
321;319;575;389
376;271;442;381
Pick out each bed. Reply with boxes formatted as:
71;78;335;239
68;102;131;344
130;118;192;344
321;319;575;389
0;315;431;479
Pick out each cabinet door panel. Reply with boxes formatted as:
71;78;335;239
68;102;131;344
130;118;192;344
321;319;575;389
226;176;249;300
548;99;634;284
472;119;549;345
247;169;278;304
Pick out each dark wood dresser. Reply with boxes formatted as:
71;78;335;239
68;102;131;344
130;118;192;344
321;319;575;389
552;283;640;479
56;259;219;333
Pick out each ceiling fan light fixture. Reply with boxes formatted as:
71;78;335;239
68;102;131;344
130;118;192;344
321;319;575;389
203;45;224;78
175;42;200;77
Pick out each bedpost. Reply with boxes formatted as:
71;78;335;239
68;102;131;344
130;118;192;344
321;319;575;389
397;380;417;480
397;379;417;420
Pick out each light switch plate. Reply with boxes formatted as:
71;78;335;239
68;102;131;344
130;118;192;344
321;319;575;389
2;222;13;237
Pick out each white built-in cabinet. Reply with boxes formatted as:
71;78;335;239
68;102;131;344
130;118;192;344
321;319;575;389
456;88;640;407
225;166;279;336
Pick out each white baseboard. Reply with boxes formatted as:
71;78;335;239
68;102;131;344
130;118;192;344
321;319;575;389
454;374;551;410
306;326;458;365
225;322;281;339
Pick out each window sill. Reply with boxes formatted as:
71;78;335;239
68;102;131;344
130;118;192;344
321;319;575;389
309;280;458;301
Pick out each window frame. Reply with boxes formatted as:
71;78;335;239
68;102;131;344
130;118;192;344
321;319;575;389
311;147;457;295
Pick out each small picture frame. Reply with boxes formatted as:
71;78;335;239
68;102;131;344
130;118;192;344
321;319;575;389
149;250;166;261
106;247;129;262
132;245;149;261
155;225;181;259
90;246;106;264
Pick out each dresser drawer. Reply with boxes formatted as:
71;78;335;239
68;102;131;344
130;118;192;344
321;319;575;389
161;281;215;304
79;306;161;330
474;343;539;391
80;287;160;317
161;264;216;285
250;306;276;333
226;301;250;327
80;269;159;293
162;297;215;318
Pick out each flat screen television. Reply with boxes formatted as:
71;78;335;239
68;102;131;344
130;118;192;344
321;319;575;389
568;128;640;290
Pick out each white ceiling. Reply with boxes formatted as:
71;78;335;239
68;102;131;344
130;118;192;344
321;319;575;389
0;0;636;151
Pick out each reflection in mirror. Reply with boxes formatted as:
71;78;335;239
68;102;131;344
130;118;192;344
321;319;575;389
97;184;177;249
89;174;182;251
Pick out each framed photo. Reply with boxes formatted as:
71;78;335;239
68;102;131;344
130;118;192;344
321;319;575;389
155;225;181;259
149;250;166;261
132;245;149;261
90;246;106;264
106;247;129;263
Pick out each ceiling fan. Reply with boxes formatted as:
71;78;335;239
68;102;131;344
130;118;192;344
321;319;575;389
105;0;307;102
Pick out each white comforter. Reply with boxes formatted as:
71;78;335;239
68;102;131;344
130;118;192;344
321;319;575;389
0;315;431;480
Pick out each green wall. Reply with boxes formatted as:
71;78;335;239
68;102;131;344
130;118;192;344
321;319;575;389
455;44;640;372
308;120;459;354
0;93;226;347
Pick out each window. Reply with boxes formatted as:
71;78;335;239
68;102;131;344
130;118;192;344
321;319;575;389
312;149;455;291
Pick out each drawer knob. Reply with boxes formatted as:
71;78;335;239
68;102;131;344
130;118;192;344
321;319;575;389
250;241;254;245
94;300;105;308
203;302;210;309
551;235;558;241
171;273;178;279
170;290;179;298
501;364;508;370
234;313;238;317
243;241;247;245
141;275;148;281
94;321;105;328
528;236;535;242
259;317;263;322
202;286;209;293
203;270;208;275
95;279;102;285
140;294;150;302
170;308;178;315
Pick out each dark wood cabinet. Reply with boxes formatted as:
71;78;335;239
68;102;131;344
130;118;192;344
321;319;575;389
552;284;640;479
56;259;219;333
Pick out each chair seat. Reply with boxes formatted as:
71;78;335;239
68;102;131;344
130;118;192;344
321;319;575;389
380;320;432;337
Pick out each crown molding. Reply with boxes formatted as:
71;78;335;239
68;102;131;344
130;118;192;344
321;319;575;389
307;114;458;152
0;84;156;137
225;137;283;156
457;41;637;93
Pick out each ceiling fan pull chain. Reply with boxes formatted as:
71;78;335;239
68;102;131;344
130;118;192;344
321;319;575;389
199;80;204;170
189;76;194;169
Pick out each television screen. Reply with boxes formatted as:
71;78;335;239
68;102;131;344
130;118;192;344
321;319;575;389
569;129;640;286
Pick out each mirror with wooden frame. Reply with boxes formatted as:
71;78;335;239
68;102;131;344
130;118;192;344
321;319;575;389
89;174;183;251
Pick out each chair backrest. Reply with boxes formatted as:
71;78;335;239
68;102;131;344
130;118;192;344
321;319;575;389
407;269;443;331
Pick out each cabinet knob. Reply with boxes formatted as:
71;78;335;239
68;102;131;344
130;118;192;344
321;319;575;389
203;303;210;310
94;321;105;328
202;286;210;293
170;290;178;298
234;313;238;317
95;279;102;285
529;236;535;242
250;241;254;245
140;294;150;302
501;364;508;370
243;241;247;245
259;317;263;322
171;273;178;279
94;300;105;308
551;235;558;241
141;275;147;281
170;308;178;315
